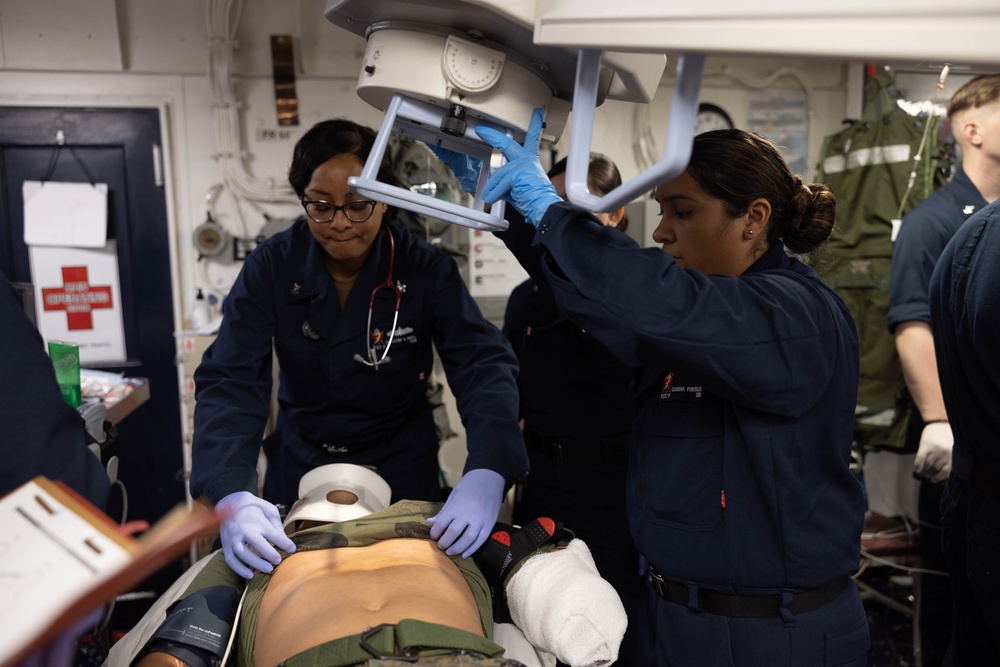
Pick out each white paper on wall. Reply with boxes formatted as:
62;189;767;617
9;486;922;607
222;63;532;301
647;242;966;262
29;242;127;364
22;180;109;248
467;228;529;298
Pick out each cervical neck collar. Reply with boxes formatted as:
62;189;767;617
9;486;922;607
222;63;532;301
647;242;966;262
282;463;392;530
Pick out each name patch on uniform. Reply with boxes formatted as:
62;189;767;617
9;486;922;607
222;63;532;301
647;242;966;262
392;325;417;345
659;372;702;401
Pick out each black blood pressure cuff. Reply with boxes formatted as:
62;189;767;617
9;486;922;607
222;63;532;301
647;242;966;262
135;640;217;667
474;517;573;624
132;586;241;667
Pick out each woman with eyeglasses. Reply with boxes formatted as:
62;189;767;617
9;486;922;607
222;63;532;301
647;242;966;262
190;119;528;580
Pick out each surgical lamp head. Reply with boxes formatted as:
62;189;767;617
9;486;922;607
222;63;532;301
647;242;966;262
323;0;666;231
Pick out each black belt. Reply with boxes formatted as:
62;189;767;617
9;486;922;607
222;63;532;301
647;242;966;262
306;409;425;455
648;566;849;618
951;447;1000;499
524;432;629;464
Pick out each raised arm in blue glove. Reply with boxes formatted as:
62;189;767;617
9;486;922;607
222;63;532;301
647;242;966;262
474;108;562;227
427;468;505;558
429;145;484;195
216;491;297;579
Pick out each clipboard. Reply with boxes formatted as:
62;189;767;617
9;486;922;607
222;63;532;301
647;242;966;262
0;477;220;667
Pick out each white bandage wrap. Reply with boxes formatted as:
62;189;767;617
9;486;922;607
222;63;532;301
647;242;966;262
506;539;627;667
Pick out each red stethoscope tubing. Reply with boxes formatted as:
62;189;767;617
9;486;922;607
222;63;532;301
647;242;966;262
362;226;400;369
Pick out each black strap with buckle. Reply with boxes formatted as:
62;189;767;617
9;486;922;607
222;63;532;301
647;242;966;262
648;566;848;618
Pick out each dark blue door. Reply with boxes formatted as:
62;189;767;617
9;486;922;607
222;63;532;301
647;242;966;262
0;106;184;532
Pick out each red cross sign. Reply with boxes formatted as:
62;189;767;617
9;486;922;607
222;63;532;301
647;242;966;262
41;266;113;330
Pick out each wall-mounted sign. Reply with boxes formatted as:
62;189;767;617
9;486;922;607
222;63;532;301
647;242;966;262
22;180;108;248
467;228;528;298
30;243;127;364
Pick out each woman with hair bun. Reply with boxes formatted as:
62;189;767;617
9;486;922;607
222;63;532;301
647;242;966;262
452;113;868;666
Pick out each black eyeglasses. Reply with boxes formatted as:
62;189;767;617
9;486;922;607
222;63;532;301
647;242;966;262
301;198;377;223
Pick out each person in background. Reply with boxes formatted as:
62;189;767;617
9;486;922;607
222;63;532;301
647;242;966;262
190;119;528;580
928;197;1000;665
0;273;109;507
497;153;653;666
1;273;112;666
886;72;1000;666
444;111;868;666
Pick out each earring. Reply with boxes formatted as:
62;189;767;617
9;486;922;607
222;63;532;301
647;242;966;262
747;230;755;236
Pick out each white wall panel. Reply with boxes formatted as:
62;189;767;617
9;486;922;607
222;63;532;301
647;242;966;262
0;0;122;71
115;0;206;73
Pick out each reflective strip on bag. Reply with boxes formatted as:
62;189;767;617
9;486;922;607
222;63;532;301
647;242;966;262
821;144;913;174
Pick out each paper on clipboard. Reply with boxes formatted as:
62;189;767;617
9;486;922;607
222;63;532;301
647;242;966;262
22;180;109;248
0;478;220;667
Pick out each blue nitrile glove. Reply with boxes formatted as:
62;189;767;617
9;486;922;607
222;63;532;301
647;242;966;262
475;108;562;227
216;491;296;579
428;468;505;558
429;144;483;194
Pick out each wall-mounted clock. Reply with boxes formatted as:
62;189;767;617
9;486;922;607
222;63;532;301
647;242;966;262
695;103;735;134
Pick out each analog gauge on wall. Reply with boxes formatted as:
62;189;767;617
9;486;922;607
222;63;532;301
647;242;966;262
694;102;735;134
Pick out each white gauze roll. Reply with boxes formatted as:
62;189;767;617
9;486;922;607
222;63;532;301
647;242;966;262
505;538;628;667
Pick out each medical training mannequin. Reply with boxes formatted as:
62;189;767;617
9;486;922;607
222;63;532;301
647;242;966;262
439;112;869;666
130;464;627;667
189;118;528;579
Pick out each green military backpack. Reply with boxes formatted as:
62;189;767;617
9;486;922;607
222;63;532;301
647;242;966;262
813;70;949;454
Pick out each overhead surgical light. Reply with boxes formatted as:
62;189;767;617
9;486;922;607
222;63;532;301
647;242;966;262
327;0;1000;232
324;0;667;231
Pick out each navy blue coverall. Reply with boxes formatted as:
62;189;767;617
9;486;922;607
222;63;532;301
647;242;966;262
508;203;868;666
498;216;653;666
930;199;1000;665
887;166;987;666
0;274;109;508
190;220;527;509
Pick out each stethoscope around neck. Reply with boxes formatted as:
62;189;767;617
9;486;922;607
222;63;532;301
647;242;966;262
301;226;400;370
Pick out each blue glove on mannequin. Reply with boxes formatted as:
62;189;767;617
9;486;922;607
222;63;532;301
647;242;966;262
429;145;484;195
475;108;562;227
216;491;297;579
428;468;505;558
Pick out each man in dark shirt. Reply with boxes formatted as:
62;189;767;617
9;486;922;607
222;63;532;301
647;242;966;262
928;197;1000;665
887;73;1000;666
0;273;109;507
